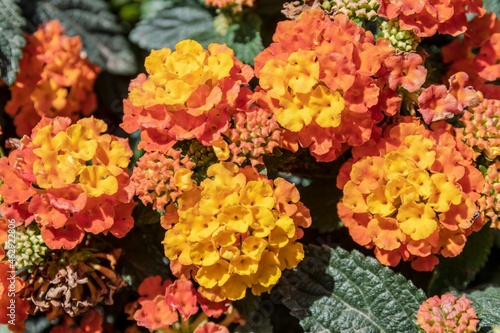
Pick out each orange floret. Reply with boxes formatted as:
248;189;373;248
337;117;484;271
5;21;100;137
254;9;426;162
0;117;136;250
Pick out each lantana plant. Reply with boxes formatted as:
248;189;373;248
0;0;499;332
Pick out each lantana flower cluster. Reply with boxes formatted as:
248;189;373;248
377;0;485;37
121;39;254;153
337;118;485;271
254;9;427;162
163;162;311;301
416;294;479;333
442;12;500;99
131;275;238;332
5;21;100;137
0;117;135;250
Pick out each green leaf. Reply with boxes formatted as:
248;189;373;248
466;287;500;330
428;223;494;295
139;0;174;19
234;294;274;333
483;0;500;18
133;202;161;225
0;0;26;85
24;0;137;75
223;13;264;65
129;5;214;50
278;245;426;333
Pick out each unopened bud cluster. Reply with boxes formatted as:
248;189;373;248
15;226;49;271
323;0;379;21
379;20;421;52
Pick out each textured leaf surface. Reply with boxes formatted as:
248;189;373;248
483;0;500;18
428;224;494;295
234;294;274;333
24;0;137;75
0;0;25;85
129;5;214;50
466;287;500;329
278;245;426;333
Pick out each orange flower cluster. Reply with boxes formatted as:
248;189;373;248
254;9;427;162
5;20;100;137
442;13;500;99
132;276;236;332
378;0;485;37
0;117;136;250
0;218;30;333
480;161;500;229
131;149;196;212
121;40;254;153
458;97;500;161
216;93;282;167
337;118;485;271
205;0;254;11
163;162;311;301
417;72;479;124
416;294;479;333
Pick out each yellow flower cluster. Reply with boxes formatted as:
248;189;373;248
163;162;311;301
259;49;345;132
30;117;131;196
128;40;234;111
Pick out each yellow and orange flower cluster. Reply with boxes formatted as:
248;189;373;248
132;276;237;332
254;9;426;162
442;13;500;99
6;21;100;137
121;40;254;153
163;162;311;301
0;117;136;250
378;0;485;37
337;118;484;271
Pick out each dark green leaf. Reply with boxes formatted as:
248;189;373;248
278;245;426;333
428;223;494;295
24;0;137;75
139;0;174;19
483;0;500;18
234;294;274;333
129;6;214;50
133;202;161;225
0;0;26;85
223;13;264;65
466;287;500;330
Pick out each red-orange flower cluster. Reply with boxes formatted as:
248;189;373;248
337;118;485;271
442;13;500;99
0;117;136;250
254;9;427;162
417;72;479;124
132;276;236;332
378;0;485;37
121;40;254;153
5;20;100;137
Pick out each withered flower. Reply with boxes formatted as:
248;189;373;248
19;241;125;319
